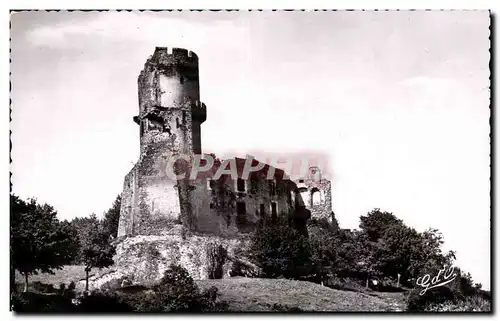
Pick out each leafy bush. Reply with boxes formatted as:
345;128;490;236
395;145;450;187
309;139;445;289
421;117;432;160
57;282;76;299
228;258;261;278
11;266;227;313
247;216;313;280
68;281;76;292
323;276;367;293
424;295;491;312
406;286;457;312
120;264;227;312
11;292;75;313
77;290;133;312
31;281;56;294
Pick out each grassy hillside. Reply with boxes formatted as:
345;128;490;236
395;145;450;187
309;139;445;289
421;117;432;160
14;265;407;312
198;277;406;312
14;265;113;291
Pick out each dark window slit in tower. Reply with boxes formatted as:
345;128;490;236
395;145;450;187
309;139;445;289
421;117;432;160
237;178;246;192
271;202;277;222
260;204;266;217
237;202;246;215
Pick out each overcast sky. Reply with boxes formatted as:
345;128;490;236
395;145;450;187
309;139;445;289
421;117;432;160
10;10;490;289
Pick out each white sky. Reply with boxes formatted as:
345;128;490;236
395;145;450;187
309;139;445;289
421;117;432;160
10;10;490;289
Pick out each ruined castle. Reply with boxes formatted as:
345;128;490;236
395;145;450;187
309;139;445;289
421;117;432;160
111;47;333;284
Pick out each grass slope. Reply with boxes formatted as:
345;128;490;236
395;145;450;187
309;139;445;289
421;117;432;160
14;265;407;312
14;265;112;288
197;277;406;312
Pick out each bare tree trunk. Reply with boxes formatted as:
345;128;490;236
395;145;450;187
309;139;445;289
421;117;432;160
23;273;29;293
85;268;90;293
365;277;369;289
206;243;227;279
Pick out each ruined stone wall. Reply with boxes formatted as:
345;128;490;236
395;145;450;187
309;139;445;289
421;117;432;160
295;178;333;221
292;166;333;221
307;179;333;221
117;47;208;237
117;158;184;237
175;177;293;237
117;166;137;237
113;47;322;285
192;172;298;236
88;226;251;289
137;47;206;154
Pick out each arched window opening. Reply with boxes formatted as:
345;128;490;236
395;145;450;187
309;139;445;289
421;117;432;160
311;188;322;206
298;187;309;207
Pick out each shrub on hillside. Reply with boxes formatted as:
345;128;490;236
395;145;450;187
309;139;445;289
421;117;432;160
406;286;458;312
11;292;75;313
31;281;56;294
77;290;134;312
424;295;491;312
56;282;76;299
229;258;262;278
407;268;491;312
247;216;313;280
68;281;76;293
120;264;227;312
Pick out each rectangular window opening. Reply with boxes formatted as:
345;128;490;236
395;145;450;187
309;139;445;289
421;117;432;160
271;202;277;222
237;202;246;215
237;178;246;192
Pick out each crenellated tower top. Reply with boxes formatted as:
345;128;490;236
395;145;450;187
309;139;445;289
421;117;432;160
135;47;206;154
138;47;202;112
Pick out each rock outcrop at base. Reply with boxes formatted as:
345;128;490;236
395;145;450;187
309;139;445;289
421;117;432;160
84;225;255;290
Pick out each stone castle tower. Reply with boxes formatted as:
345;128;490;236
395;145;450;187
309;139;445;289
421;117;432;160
117;47;207;237
136;47;206;155
99;47;335;286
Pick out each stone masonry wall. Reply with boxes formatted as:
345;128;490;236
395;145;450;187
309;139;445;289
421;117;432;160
114;48;328;286
86;226;250;290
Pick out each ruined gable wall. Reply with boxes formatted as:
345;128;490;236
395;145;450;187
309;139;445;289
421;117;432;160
117;166;137;237
297;178;332;221
191;172;297;236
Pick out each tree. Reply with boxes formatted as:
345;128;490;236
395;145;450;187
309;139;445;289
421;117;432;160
373;224;423;284
248;216;312;280
77;214;115;292
359;208;404;242
308;218;338;284
11;195;78;292
101;195;121;240
333;228;383;286
358;209;458;286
